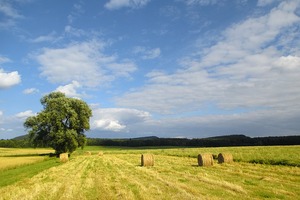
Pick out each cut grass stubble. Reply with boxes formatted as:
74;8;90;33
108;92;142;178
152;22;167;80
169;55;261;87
0;146;299;199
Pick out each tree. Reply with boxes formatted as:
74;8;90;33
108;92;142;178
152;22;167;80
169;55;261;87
24;92;92;154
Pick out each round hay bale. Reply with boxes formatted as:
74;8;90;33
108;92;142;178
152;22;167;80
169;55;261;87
98;151;104;156
198;154;214;166
141;154;154;166
218;153;233;164
85;151;91;156
59;153;69;163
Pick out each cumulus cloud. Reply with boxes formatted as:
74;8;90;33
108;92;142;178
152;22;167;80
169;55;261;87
15;110;35;119
0;69;21;89
273;55;300;71
55;81;82;98
93;119;126;132
0;56;21;89
91;108;151;132
36;40;137;88
104;0;151;10
116;1;300;127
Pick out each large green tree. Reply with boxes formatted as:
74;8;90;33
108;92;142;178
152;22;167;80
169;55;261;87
24;92;92;154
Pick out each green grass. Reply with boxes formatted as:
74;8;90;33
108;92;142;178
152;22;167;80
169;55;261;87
0;158;60;188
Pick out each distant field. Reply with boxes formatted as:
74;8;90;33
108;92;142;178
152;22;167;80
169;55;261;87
0;148;54;157
0;148;54;171
0;146;299;199
81;145;300;166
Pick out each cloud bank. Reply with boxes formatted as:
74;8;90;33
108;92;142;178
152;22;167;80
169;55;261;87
36;40;137;88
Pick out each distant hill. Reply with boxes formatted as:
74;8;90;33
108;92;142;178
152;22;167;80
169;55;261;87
205;134;251;140
131;136;159;140
12;134;29;140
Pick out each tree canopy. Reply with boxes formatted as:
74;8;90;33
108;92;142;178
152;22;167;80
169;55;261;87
24;92;92;154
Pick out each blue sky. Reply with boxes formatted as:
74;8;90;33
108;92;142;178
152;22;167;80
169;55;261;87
1;0;300;139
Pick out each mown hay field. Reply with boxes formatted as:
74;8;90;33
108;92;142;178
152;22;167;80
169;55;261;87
0;148;54;157
0;148;54;171
0;146;299;200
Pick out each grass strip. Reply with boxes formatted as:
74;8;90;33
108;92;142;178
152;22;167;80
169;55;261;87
0;158;60;188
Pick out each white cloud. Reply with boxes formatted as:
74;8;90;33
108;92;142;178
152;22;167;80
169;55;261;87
133;46;161;59
30;31;58;43
0;110;35;139
0;0;24;29
15;110;35;119
0;1;22;19
36;40;137;88
91;108;151;132
23;87;39;94
104;0;151;10
0;56;21;89
116;1;300;118
93;119;126;132
55;81;82;98
257;0;280;7
273;55;300;71
0;69;21;89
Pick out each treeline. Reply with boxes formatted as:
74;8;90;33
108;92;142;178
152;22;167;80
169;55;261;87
0;139;33;148
1;134;300;148
87;135;300;147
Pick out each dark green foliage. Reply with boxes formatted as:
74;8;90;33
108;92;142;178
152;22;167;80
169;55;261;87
0;139;33;148
87;135;300;147
249;159;299;167
24;92;92;154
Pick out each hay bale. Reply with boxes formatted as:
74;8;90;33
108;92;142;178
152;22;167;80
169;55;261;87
60;153;69;163
198;154;214;166
141;154;154;166
218;153;233;164
85;151;91;156
98;151;104;156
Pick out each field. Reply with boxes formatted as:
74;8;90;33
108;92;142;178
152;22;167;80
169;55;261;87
0;146;299;200
0;148;54;171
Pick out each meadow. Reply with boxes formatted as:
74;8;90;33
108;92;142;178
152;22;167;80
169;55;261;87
0;146;299;199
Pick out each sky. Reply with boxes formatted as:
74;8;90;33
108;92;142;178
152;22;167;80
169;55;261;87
0;0;300;139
